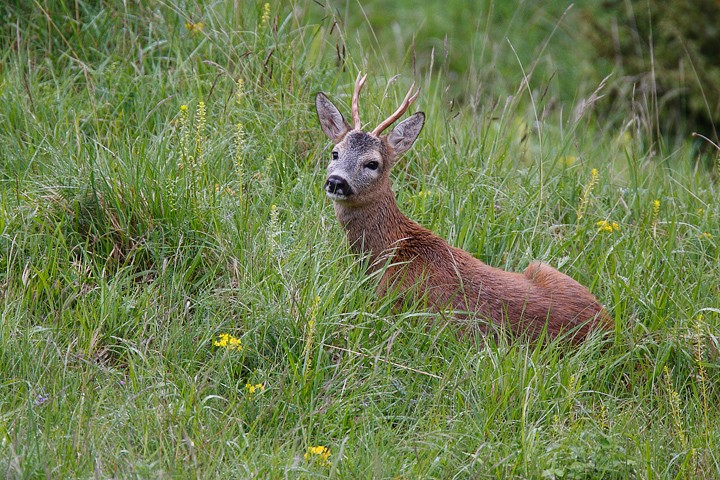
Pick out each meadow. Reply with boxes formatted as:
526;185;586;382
1;1;719;478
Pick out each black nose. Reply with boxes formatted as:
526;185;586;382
325;175;352;196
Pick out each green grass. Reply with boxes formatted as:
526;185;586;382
1;0;719;478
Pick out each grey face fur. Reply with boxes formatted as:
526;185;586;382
315;91;425;206
326;131;386;202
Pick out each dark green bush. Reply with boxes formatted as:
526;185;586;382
585;0;720;146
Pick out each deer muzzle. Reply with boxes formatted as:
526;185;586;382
325;175;353;199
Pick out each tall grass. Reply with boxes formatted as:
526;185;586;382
1;0;718;477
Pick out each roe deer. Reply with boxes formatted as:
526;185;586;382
315;73;611;343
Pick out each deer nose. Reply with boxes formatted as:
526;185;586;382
325;175;352;196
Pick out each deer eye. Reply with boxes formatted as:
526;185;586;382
331;151;339;160
365;161;379;170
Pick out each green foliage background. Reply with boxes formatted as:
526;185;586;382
0;0;718;478
584;0;720;144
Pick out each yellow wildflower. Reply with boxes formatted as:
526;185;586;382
302;296;320;376
650;199;661;236
304;445;331;466
700;232;713;239
551;414;562;435
596;220;620;233
651;199;660;221
245;383;265;397
261;3;271;27
664;366;688;449
411;190;431;201
214;333;242;351
577;168;599;220
598;403;609;431
184;21;204;33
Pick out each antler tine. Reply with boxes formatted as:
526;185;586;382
371;82;420;136
351;72;367;130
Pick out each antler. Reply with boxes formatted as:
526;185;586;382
371;82;420;136
351;72;367;130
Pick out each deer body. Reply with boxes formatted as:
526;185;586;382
316;74;610;342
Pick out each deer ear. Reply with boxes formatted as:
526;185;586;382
316;92;351;143
386;112;424;155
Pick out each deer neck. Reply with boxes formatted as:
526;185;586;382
333;186;411;262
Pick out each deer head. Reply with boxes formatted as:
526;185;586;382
315;73;425;207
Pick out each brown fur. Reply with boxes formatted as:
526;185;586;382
334;177;611;343
317;82;611;343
